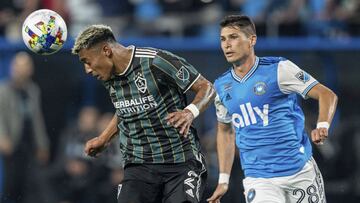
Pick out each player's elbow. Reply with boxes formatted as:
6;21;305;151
325;88;338;104
208;82;216;101
330;90;338;107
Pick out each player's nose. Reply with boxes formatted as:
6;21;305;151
84;65;92;74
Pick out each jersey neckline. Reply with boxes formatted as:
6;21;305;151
231;56;259;83
117;45;135;76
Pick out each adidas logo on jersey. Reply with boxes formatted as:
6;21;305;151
232;103;269;128
225;93;232;101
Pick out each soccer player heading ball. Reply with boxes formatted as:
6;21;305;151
72;25;215;203
207;15;338;203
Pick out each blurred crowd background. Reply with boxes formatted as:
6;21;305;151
0;0;360;203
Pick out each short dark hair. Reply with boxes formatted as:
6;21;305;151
72;24;116;54
220;15;256;37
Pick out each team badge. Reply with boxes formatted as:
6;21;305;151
247;188;256;203
176;66;190;82
109;85;116;95
253;82;267;95
295;71;310;83
134;72;147;93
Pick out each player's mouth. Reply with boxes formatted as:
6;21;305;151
92;74;101;80
225;52;234;57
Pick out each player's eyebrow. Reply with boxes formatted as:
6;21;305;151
221;33;239;38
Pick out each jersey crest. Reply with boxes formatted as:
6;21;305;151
134;72;147;93
253;82;267;95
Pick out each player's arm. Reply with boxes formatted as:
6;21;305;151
278;60;338;145
207;94;235;202
167;75;216;136
152;50;215;136
84;114;119;157
207;122;235;203
306;83;338;145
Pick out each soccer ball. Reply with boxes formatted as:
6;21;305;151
22;9;67;55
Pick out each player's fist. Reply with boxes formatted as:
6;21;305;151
84;136;108;157
207;183;229;203
311;127;328;145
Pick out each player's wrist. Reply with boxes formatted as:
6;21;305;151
218;173;230;184
185;103;199;119
316;121;329;129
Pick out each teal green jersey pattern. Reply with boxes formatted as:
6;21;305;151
103;46;202;165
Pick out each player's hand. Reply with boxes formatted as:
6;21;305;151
207;183;229;203
84;136;109;157
311;127;328;145
166;109;194;137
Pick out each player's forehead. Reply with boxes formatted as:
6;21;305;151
78;46;97;61
78;49;89;61
220;26;245;37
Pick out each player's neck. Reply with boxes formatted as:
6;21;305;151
232;54;256;78
114;45;133;75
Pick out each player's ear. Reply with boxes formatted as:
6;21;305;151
102;44;112;57
250;35;257;47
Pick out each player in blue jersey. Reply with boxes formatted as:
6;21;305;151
207;15;338;203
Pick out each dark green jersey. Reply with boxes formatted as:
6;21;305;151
103;46;202;165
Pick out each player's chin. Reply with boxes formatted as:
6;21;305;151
98;75;109;81
226;57;237;63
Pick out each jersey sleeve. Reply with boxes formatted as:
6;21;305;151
152;50;201;93
278;60;319;99
214;94;232;123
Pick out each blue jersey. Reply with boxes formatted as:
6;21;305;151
214;56;319;178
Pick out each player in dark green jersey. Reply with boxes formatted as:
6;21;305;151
72;24;216;203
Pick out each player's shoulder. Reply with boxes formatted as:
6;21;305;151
258;56;287;66
134;46;158;59
214;69;232;88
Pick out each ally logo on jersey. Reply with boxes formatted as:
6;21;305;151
232;102;269;128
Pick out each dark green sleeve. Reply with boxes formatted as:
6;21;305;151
152;49;200;93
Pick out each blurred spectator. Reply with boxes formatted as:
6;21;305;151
47;106;100;203
97;0;134;37
1;0;39;40
332;0;360;36
40;0;70;25
65;0;101;37
0;51;50;203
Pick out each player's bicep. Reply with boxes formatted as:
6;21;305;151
306;83;333;100
278;60;319;98
152;50;200;93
